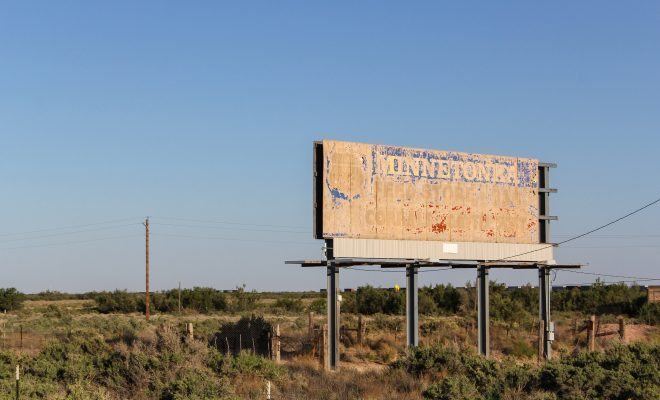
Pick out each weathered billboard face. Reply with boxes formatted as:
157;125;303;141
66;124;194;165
314;140;540;244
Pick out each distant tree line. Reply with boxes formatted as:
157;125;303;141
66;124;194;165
340;281;659;324
1;281;658;324
94;286;259;314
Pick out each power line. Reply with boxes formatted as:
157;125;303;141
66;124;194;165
0;217;140;238
345;266;453;273
554;234;660;239
152;216;308;230
555;268;659;281
498;195;660;261
0;223;142;244
561;244;660;249
151;222;309;234
0;234;143;251
345;267;405;273
557;278;660;285
420;267;455;273
151;232;319;246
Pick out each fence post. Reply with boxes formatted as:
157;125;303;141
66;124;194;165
186;323;194;341
308;312;314;338
270;325;280;363
357;315;365;346
321;324;328;369
538;320;545;363
618;317;626;343
266;380;271;400
587;315;596;352
15;364;19;400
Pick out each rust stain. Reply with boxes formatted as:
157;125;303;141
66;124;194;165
431;216;448;233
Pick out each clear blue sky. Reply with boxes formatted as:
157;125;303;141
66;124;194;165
1;1;659;293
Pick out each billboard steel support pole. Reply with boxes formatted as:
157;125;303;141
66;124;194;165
539;267;552;360
477;265;490;357
325;239;339;370
406;265;419;347
326;264;339;369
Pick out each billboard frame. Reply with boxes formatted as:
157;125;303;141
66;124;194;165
289;141;577;370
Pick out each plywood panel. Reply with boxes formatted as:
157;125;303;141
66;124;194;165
321;140;540;244
322;141;352;237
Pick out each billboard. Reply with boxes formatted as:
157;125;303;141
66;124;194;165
314;140;540;245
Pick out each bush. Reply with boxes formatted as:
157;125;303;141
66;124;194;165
398;343;660;400
161;369;231;400
0;287;25;311
179;287;227;313
423;375;482;400
502;339;536;358
355;286;405;315
307;298;326;314
212;316;273;356
552;282;647;316
637;302;660;325
272;297;304;313
231;285;259;312
207;348;282;380
95;290;139;313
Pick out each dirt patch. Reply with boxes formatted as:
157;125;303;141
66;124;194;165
599;323;657;343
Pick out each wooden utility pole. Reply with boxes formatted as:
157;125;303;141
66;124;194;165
144;217;150;322
178;281;182;313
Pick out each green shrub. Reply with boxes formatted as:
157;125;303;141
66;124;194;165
231;285;259;312
502;339;536;358
273;297;304;313
0;287;25;311
161;369;231;400
399;343;660;400
423;375;482;400
95;290;139;313
179;287;227;313
207;348;282;380
637;302;660;325
355;286;405;315
212;316;273;356
307;298;326;314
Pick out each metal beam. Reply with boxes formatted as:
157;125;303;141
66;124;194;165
406;265;419;347
326;263;339;369
539;268;553;360
325;239;339;370
477;265;490;357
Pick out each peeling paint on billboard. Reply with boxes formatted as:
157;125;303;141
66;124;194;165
317;140;540;244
